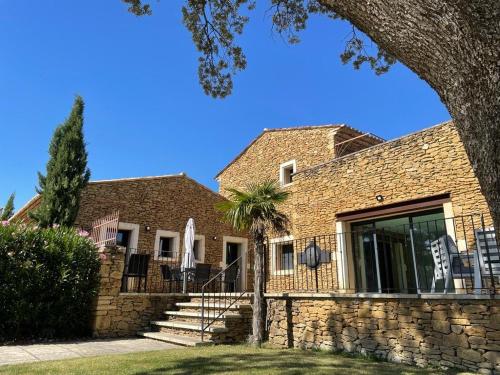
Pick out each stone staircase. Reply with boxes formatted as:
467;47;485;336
138;293;253;347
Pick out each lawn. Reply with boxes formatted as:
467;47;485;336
0;345;463;375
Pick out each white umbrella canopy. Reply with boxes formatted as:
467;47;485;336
181;218;196;271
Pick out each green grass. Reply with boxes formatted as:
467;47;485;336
0;345;464;375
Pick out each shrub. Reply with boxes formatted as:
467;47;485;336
0;222;100;341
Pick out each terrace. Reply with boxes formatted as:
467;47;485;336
267;213;499;297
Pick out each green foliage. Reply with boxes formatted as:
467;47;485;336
0;193;15;221
0;223;100;341
122;0;396;98
217;180;289;237
182;0;254;98
31;96;91;228
340;28;397;75
123;0;152;15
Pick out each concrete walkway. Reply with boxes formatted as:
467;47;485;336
0;338;179;366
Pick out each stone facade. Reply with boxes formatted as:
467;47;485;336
92;246;190;337
266;295;500;373
218;121;490;238
12;174;250;291
217;121;493;292
216;124;382;199
289;121;491;238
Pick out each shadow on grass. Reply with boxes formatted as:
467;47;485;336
132;348;457;375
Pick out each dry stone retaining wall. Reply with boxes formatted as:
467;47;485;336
91;246;189;337
266;295;500;374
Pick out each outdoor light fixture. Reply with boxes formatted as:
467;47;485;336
145;225;151;232
376;194;384;202
212;236;217;241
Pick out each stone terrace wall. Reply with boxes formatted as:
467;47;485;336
91;246;189;337
266;295;500;374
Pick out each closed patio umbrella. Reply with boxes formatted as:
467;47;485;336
181;218;196;293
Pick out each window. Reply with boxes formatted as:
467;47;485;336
159;237;175;258
154;230;180;260
192;235;206;262
117;222;140;250
116;230;131;248
350;208;446;294
277;243;294;271
279;160;296;186
271;236;294;275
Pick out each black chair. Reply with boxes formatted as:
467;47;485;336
122;254;150;292
223;264;240;292
160;264;183;293
192;263;211;292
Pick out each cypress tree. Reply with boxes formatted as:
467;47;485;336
0;193;15;221
31;96;90;227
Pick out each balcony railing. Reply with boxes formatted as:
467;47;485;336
120;247;231;294
266;214;499;295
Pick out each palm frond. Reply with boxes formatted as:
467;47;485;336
217;180;290;236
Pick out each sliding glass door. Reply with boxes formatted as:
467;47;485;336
351;209;447;293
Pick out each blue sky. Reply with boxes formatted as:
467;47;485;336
0;1;449;210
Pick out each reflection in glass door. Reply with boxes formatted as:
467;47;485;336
351;209;447;293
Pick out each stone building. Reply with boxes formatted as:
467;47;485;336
217;120;493;293
11;121;499;371
217;121;499;372
12;174;250;293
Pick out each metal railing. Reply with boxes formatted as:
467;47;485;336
266;214;499;295
120;248;221;294
201;254;248;341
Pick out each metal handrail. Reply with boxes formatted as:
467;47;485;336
201;254;247;342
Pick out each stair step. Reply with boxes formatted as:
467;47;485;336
176;302;251;310
138;331;210;347
165;310;241;319
152;320;229;333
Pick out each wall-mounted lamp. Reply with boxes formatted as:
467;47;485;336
375;195;384;202
145;225;151;232
212;236;217;241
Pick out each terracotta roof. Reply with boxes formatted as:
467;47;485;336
214;124;345;179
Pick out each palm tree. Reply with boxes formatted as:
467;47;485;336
217;180;289;346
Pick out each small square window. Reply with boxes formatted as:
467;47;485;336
280;160;296;186
159;237;175;258
116;230;131;248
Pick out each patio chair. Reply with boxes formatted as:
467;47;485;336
222;264;240;292
192;263;211;292
474;227;500;290
160;264;183;293
429;235;473;293
122;254;150;292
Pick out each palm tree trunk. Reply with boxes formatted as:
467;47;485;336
251;228;265;346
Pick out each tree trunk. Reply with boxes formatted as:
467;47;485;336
319;0;500;234
251;229;266;346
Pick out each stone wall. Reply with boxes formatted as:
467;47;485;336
91;246;189;337
216;125;382;199
290;121;491;238
218;121;492;293
266;295;500;373
12;174;248;277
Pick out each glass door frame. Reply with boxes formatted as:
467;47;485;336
350;208;445;294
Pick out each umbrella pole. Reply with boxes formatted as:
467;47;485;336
183;271;188;294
